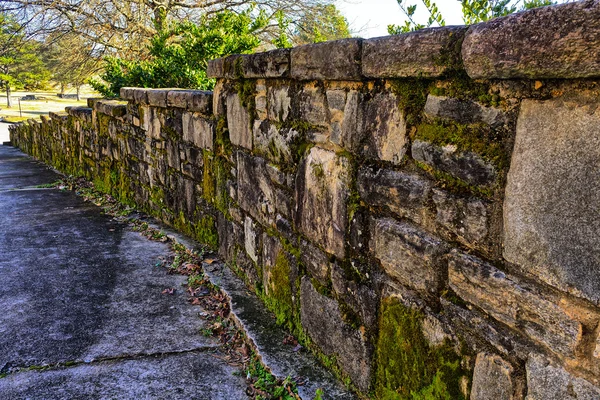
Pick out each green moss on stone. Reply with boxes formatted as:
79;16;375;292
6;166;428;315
415;161;494;199
202;150;216;203
390;80;430;126
264;251;294;326
195;215;219;249
375;298;466;400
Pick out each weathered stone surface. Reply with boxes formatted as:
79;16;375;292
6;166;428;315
526;354;600;400
95;101;127;118
421;314;452;347
448;250;582;358
424;95;507;127
120;87;136;101
433;188;490;246
300;239;330;285
504;98;600;304
262;234;298;304
187;90;212;114
244;216;261;264
166;90;189;109
295;147;350;258
291;38;363;81
237;152;291;227
206;55;240;79
226;93;252;150
239;49;291;78
370;217;449;296
412;140;497;186
145;89;168;108
362;91;407;164
140;106;161;139
357;167;432;224
267;85;291;122
470;353;515;400
295;83;328;127
182;112;213;149
462;1;600;79
362;27;467;78
252;120;299;164
328;89;363;152
331;263;379;330
300;278;372;392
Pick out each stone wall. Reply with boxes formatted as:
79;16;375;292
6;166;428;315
10;1;600;398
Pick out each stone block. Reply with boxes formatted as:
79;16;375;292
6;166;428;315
291;38;363;81
448;250;582;358
166;90;189;109
206;57;225;79
526;354;600;400
295;83;328;127
363;26;467;78
331;263;379;330
357;167;432;224
504;97;600;305
362;90;407;164
462;1;600;79
327;89;363;152
424;95;507;127
133;88;148;104
470;353;516;400
244;216;262;264
262;234;298;313
187;90;213;114
239;49;291;78
267;85;291;122
432;188;490;247
182;112;213;150
412;140;497;186
295;147;351;259
237;152;292;227
299;239;330;285
140;106;161;139
146;89;168;108
226;93;252;150
370;217;449;296
120;87;136;101
252;120;299;164
212;81;227;117
300;277;372;392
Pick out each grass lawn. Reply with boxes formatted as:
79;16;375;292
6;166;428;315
0;87;100;122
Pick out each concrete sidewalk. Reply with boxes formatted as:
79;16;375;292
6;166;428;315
0;146;247;399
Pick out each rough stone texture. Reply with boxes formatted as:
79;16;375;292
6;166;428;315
412;140;497;186
291;39;363;81
252;120;299;164
331;263;379;330
357;166;432;224
327;89;362;152
362;90;407;164
433;188;490;247
504;98;600;304
295;83;329;127
362;27;467;78
300;277;372;392
526;354;600;400
239;49;291;78
145;89;168;108
244;216;261;264
462;1;600;79
295;147;351;259
300;239;331;285
448;250;582;358
182;111;213;149
267;85;291;122
424;95;507;127
370;217;449;297
226;93;252;150
470;353;515;400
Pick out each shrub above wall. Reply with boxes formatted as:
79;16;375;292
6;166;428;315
11;1;600;398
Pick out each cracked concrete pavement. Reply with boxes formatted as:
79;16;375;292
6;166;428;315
0;145;248;399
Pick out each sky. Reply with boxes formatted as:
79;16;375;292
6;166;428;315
335;0;466;38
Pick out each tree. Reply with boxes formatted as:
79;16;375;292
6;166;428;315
0;13;49;107
90;9;267;97
388;0;568;34
293;4;351;45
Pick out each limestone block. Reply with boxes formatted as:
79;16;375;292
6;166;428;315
212;81;227;117
255;81;267;120
462;1;600;79
327;89;362;152
412;140;497;186
526;354;600;400
295;147;351;259
296;83;328;127
433;188;490;247
448;250;582;358
182;112;213;150
470;353;515;400
357;167;432;224
141;106;161;139
239;49;291;78
362;91;407;164
166;90;188;109
267;85;291;122
187;90;212;114
370;217;449;296
362;27;467;78
252;120;299;164
424;95;507;127
146;89;168;108
226;93;252;150
291;39;363;81
504;97;600;305
120;87;136;101
300;277;372;392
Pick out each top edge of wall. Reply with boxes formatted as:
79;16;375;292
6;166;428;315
205;0;600;81
119;88;213;113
